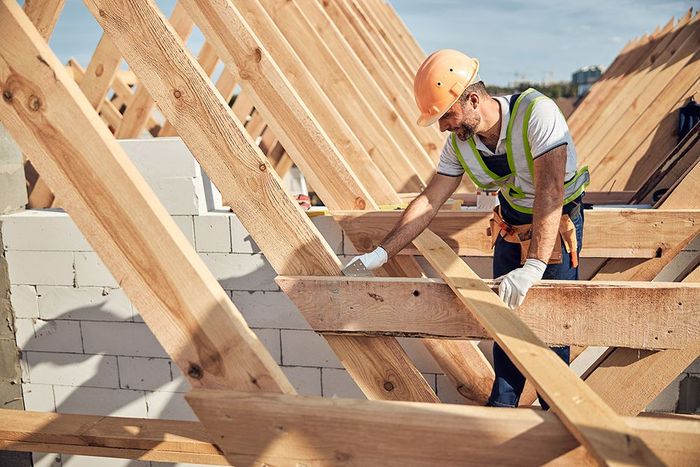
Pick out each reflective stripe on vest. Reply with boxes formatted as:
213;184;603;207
451;88;590;213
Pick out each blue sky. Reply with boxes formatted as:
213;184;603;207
45;0;697;86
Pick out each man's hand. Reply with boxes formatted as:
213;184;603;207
347;247;388;271
498;259;546;309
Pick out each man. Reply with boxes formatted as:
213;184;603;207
346;49;589;408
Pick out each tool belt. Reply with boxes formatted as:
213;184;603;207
487;206;579;267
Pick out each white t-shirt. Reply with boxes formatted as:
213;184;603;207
437;94;578;181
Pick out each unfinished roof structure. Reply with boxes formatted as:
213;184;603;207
1;0;699;465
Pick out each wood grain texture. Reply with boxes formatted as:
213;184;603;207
0;0;293;393
412;229;663;466
80;34;121;110
335;209;700;258
187;389;699;467
84;0;438;404
180;0;402;204
277;276;700;349
253;0;435;189
0;409;229;465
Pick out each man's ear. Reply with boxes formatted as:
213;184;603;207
470;92;480;109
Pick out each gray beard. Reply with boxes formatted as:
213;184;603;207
455;125;476;142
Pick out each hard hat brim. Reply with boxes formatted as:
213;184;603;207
416;93;461;127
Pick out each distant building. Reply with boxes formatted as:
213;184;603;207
572;65;603;97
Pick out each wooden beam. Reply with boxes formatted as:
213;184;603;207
115;2;194;138
84;0;438;403
411;229;662;465
277;276;700;349
0;409;228;465
23;0;65;40
79;34;121;110
0;0;292;392
187;389;699;467
334;209;700;258
177;0;395;208
251;0;435;188
22;0;67;209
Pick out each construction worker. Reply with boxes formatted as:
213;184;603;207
346;49;589;409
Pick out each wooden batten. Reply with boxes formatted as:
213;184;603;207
277;276;700;349
334;209;700;258
186;389;698;467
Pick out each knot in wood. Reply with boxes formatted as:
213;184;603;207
95;64;104;77
354;197;366;210
253;47;263;63
173;89;182;99
412;290;420;297
383;381;395;392
2;90;12;103
187;363;203;379
28;95;41;111
259;163;267;172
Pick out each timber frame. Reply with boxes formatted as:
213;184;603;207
1;0;699;465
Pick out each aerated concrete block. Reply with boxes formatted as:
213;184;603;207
148;177;208;215
15;319;83;353
10;285;38;319
254;328;282;364
120;138;200;179
1;210;91;251
171;215;195;246
37;286;132;321
53;385;147;417
6;251;74;286
194;212;232;252
74;252;118;287
25;352;118;389
81;321;168;358
200;252;277;291
21;383;55;412
321;368;364;399
118;356;172;391
282;366;322;396
230;290;310;330
144;390;197;420
281;329;342;368
230;214;260;253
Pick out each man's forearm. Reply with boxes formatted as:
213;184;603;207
380;194;438;257
528;194;562;262
527;146;567;263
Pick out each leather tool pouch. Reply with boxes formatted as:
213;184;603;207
487;207;577;266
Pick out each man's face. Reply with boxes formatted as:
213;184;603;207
438;96;481;142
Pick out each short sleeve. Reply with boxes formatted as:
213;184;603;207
527;98;570;159
436;136;465;177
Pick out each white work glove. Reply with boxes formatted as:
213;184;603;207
497;258;547;309
348;246;388;271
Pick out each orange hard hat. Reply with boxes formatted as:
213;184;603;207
414;49;480;127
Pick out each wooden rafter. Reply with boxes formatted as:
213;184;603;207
85;0;440;405
0;0;293;393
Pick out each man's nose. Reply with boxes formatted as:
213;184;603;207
438;119;449;132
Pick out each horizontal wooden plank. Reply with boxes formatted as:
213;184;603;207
277;276;700;349
400;190;637;206
0;409;228;465
334;208;700;258
186;389;700;467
